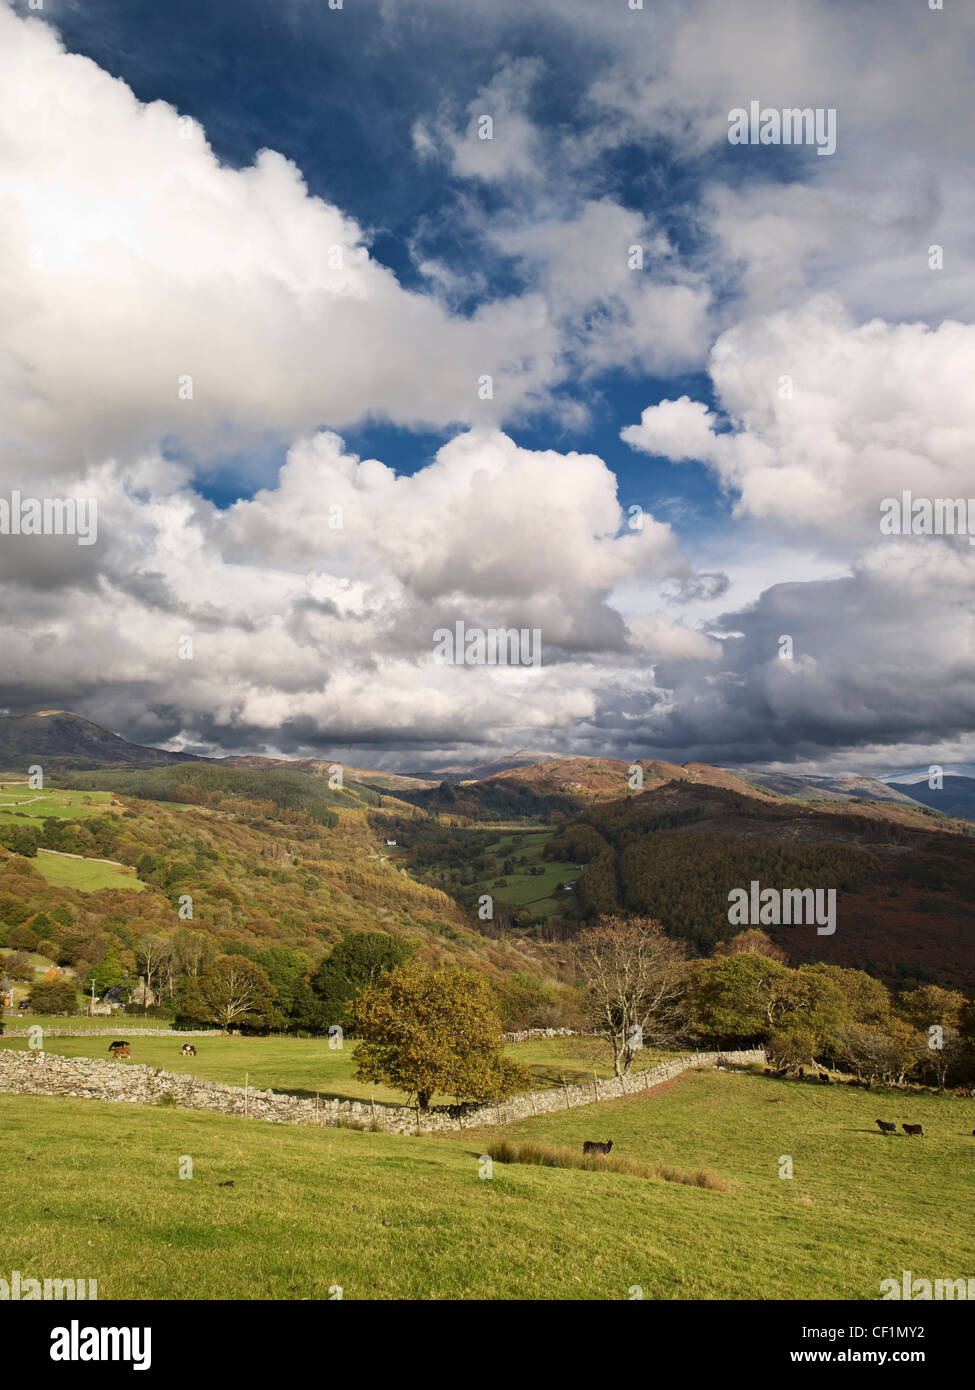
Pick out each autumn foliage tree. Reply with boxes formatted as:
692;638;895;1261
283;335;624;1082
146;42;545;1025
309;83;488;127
348;962;530;1109
572;915;688;1077
181;954;280;1032
27;978;78;1015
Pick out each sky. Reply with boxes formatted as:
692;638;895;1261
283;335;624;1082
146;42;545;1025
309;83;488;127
0;0;973;774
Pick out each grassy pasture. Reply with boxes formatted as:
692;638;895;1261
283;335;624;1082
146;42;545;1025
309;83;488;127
0;1068;969;1299
0;785;115;825
474;829;581;917
31;849;146;894
0;1030;674;1104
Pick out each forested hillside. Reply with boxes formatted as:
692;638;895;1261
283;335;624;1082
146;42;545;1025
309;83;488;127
543;783;975;987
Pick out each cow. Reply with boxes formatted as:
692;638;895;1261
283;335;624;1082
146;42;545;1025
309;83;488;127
108;1040;128;1055
817;1072;834;1085
582;1140;614;1156
180;1043;197;1056
875;1120;897;1134
110;1043;130;1059
902;1123;924;1137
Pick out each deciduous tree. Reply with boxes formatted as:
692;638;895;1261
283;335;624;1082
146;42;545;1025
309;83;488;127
573;916;688;1077
349;963;529;1109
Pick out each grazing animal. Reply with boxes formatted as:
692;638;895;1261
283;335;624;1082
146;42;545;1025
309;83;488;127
818;1072;834;1085
797;1067;805;1080
875;1120;897;1134
180;1043;197;1056
774;1065;789;1078
902;1123;924;1137
111;1044;130;1059
582;1140;614;1156
108;1040;127;1053
764;1067;773;1075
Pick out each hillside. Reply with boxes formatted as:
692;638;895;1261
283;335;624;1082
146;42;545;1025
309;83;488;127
2;1068;970;1299
0;765;553;992
888;776;975;823
745;769;929;808
221;755;438;794
542;780;975;987
408;753;928;821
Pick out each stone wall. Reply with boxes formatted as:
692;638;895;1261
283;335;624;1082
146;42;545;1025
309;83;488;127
0;1047;765;1136
500;1027;594;1043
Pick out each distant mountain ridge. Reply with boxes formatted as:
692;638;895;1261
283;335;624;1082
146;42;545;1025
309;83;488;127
419;749;563;782
0;711;961;819
887;776;975;822
0;710;205;770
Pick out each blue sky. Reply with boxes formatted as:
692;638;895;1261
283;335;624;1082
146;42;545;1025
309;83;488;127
1;0;973;774
51;0;735;538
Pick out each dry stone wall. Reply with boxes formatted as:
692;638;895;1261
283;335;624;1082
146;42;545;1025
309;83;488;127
500;1027;594;1043
0;1047;765;1135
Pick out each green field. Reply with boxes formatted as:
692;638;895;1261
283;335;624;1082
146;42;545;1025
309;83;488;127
0;785;115;825
476;830;581;917
0;1068;969;1299
0;1031;674;1104
31;849;146;893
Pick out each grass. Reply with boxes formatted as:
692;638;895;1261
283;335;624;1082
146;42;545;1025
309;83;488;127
476;830;581;917
0;1068;970;1299
416;827;582;920
483;1137;729;1188
0;785;115;825
0;1031;672;1104
31;849;146;894
2;1012;165;1032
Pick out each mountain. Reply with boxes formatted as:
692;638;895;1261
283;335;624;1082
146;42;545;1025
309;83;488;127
741;769;929;808
878;764;975;783
0;710;205;771
409;749;938;811
888;776;975;823
407;754;934;821
421;749;563;783
478;757;782;803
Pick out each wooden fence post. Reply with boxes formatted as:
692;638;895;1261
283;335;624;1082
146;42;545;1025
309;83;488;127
561;1075;569;1109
